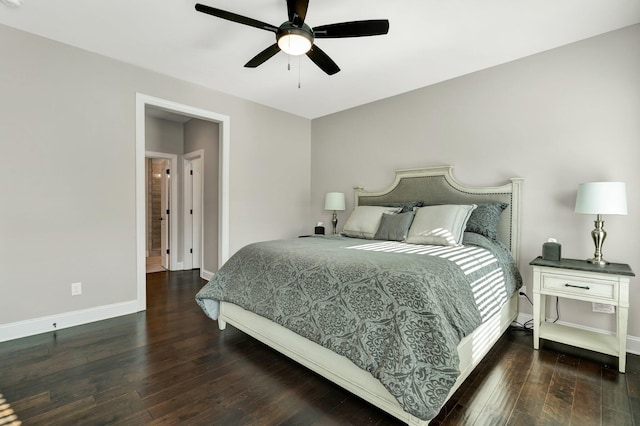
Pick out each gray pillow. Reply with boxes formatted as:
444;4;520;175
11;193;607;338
342;206;402;239
465;202;509;240
406;204;477;246
374;211;416;241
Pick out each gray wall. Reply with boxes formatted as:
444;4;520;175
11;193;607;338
145;116;184;155
311;24;640;338
184;118;220;273
0;23;311;325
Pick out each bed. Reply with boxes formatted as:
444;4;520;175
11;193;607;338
196;166;523;425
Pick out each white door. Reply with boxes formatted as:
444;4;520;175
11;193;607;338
160;161;171;269
183;153;204;271
191;158;203;269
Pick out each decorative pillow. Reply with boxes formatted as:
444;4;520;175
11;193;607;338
342;206;402;239
374;211;416;241
465;202;509;240
406;204;477;246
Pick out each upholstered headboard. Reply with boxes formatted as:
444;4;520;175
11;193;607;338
355;166;523;264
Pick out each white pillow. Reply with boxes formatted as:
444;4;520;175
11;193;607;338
341;206;402;239
406;204;477;246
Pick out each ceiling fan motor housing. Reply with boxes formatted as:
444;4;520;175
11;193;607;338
277;22;314;55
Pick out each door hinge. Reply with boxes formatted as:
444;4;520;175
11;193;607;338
166;249;170;255
190;248;193;254
190;209;193;215
190;170;193;175
166;169;170;175
166;209;170;215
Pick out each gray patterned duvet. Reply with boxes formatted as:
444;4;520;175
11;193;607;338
196;233;521;421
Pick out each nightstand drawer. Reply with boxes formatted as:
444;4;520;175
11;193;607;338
541;273;616;302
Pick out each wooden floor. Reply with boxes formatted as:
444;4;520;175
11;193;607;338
1;270;638;425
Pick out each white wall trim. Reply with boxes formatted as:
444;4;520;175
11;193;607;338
136;93;230;312
145;151;179;271
0;301;138;343
201;269;215;281
628;334;640;356
516;313;640;355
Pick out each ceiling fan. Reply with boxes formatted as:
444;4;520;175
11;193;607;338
195;1;389;75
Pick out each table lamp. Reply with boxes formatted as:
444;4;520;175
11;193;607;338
574;182;627;265
324;192;345;234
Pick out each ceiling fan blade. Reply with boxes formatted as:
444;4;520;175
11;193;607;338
287;0;309;27
306;44;340;75
245;44;281;68
313;20;389;38
195;3;278;33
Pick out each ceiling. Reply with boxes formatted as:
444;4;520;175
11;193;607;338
1;0;639;119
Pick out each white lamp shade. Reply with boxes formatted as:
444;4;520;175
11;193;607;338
324;192;345;211
575;182;628;215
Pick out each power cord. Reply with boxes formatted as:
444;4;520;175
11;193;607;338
519;290;533;305
510;289;560;333
510;318;533;333
510;290;534;333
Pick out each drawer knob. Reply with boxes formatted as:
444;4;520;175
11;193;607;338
565;283;590;290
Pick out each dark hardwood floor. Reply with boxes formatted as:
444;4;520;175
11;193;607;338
1;269;638;425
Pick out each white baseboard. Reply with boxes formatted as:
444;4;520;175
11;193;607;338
515;313;640;356
0;300;140;343
4;302;637;357
628;334;640;356
201;269;215;281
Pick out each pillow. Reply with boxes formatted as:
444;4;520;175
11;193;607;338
342;206;401;239
465;202;509;240
374;211;416;241
406;204;477;246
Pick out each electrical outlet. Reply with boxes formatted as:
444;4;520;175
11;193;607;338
592;302;615;314
519;285;527;296
71;282;82;296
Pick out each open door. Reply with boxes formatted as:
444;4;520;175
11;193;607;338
184;155;202;270
160;161;171;269
191;158;202;269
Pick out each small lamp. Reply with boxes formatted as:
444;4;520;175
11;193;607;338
324;192;345;234
574;182;627;265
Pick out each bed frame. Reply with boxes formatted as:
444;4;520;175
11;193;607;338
217;166;523;425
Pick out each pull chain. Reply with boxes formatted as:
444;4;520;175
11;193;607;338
298;56;301;89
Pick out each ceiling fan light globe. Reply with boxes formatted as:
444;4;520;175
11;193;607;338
278;33;312;55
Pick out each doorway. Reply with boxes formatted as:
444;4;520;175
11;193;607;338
145;156;176;273
135;93;230;312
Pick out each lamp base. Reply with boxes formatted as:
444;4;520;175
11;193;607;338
588;215;608;267
331;211;338;234
587;257;608;266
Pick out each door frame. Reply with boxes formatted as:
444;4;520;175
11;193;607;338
136;93;230;312
145;152;179;271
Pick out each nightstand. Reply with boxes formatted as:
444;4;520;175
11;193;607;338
530;257;634;373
